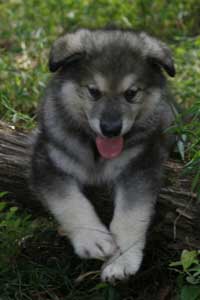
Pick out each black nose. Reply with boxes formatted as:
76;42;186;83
100;118;122;137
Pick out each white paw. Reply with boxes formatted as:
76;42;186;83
101;249;143;282
71;227;117;259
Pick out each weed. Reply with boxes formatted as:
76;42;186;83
170;250;200;300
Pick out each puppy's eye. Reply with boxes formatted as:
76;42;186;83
124;88;138;103
87;85;101;100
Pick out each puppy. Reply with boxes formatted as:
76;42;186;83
31;29;176;282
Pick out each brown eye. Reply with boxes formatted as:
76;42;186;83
87;85;102;101
124;88;138;103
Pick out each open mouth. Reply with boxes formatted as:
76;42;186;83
95;136;124;159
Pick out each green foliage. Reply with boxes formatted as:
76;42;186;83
0;202;34;269
170;250;200;299
180;286;200;300
0;200;117;300
171;37;200;199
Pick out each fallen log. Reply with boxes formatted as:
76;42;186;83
0;121;199;251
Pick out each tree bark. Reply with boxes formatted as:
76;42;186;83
0;121;199;250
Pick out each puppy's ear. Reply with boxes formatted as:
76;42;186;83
140;32;175;77
49;30;89;72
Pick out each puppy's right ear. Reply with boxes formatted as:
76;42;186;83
49;30;89;72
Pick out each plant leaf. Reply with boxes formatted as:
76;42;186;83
181;285;200;300
0;191;8;198
181;250;198;271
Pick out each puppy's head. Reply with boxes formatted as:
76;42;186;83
49;29;175;159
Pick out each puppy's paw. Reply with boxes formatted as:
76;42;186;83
72;228;117;260
101;250;142;283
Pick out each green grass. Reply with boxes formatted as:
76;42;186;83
0;202;115;300
171;37;200;198
0;1;200;299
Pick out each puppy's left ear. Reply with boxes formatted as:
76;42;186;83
49;29;90;72
140;32;175;77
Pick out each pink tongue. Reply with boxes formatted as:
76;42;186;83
96;136;124;159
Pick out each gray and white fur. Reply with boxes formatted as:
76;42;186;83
31;28;176;282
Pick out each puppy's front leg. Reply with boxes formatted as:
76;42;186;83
44;179;117;259
101;183;156;282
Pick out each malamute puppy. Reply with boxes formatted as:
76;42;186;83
31;29;176;282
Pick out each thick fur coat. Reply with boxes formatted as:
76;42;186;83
31;29;176;282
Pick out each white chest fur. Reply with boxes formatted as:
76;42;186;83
47;142;143;184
